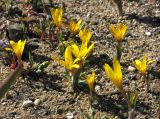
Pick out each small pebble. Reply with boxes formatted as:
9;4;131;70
95;85;101;92
155;10;160;14
145;31;151;36
34;99;41;106
22;100;33;108
66;112;74;119
128;66;136;72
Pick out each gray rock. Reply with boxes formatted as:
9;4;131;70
7;24;24;41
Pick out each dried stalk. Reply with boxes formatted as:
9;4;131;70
0;64;23;99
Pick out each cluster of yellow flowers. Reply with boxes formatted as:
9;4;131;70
3;6;156;119
103;55;150;90
51;8;96;90
51;7;83;35
57;27;94;76
5;7;153;95
50;7;153;92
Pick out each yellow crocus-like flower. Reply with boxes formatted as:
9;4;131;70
132;54;147;75
51;8;62;28
69;19;82;34
5;40;26;62
86;71;95;91
104;58;123;89
71;41;94;62
59;46;80;74
79;28;92;45
109;22;126;42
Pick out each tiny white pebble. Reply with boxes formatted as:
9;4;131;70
155;10;160;14
22;100;33;108
95;85;101;92
128;66;136;72
34;99;41;106
66;112;73;119
145;31;151;36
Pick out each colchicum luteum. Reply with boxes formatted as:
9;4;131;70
109;22;126;61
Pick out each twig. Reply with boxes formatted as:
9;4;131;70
0;64;23;99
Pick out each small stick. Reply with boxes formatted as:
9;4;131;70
0;64;23;99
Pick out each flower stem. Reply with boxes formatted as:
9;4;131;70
116;42;122;61
72;68;81;91
120;88;135;119
128;108;135;119
120;88;131;110
143;73;149;93
89;90;93;109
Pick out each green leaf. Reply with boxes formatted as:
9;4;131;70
28;52;34;67
130;93;138;108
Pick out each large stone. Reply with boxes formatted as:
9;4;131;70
7;24;24;41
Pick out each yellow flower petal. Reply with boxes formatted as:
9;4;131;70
71;44;80;58
69;19;82;34
86;71;95;91
55;46;80;73
79;28;92;45
65;46;73;69
132;54;147;74
81;42;94;59
109;24;117;37
51;8;62;28
5;48;13;51
104;58;123;89
104;64;114;82
6;40;26;62
118;23;127;38
109;23;127;42
113;58;122;81
73;58;81;63
71;64;80;69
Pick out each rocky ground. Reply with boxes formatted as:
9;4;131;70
0;0;160;119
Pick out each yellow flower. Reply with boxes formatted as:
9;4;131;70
132;54;147;75
51;8;62;28
79;28;92;45
69;19;82;34
71;41;94;62
5;40;26;62
104;58;123;89
58;46;80;74
86;71;95;91
109;22;126;42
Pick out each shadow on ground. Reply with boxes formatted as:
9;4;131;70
126;13;160;27
21;70;64;92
